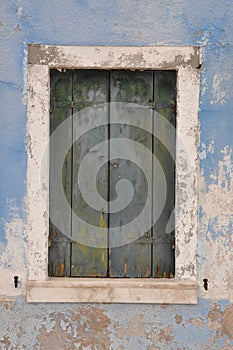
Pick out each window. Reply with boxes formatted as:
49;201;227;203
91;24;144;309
49;69;176;279
27;45;200;303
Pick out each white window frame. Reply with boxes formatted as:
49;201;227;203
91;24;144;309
27;45;200;303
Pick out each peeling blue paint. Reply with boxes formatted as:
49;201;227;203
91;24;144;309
0;0;233;348
1;297;231;350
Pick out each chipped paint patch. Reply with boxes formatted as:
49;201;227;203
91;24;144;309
1;298;233;349
199;146;232;231
175;315;183;324
207;304;233;339
198;234;233;300
17;6;23;18
189;317;205;329
22;44;28;106
199;141;215;161
0;209;27;300
113;311;174;348
199;146;233;300
211;73;230;105
36;308;111;349
28;45;200;69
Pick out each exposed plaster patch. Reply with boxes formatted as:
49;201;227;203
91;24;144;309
199;141;215;160
221;305;233;339
114;314;173;346
199;234;233;300
175;315;183;324
37;308;111;350
124;315;147;339
71;307;111;348
150;325;173;343
201;75;207;99
28;45;67;66
22;44;28;106
0;209;27;300
207;304;233;339
0;336;11;349
114;315;146;342
1;300;233;349
200;146;232;228
211;72;230;105
17;6;23;18
195;31;210;47
188;317;205;329
117;52;147;67
199;146;233;300
37;320;77;349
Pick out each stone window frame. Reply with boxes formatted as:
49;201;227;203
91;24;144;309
27;45;200;303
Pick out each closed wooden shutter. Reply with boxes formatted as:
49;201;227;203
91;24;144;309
49;69;176;278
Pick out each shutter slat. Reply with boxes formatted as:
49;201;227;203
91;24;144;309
152;71;176;278
49;70;72;277
71;70;109;277
109;70;153;277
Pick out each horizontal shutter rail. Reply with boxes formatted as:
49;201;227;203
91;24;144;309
136;236;174;245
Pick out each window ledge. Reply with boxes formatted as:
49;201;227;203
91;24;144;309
27;278;197;304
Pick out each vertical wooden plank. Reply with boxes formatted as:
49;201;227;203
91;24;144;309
49;70;72;277
109;70;153;277
153;71;176;278
71;70;109;277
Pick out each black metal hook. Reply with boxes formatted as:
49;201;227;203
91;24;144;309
203;278;208;291
14;276;19;288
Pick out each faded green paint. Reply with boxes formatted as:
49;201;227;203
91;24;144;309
71;243;108;276
112;70;151;104
153;71;176;277
73;70;110;110
50;70;72;104
49;70;73;277
71;70;109;277
109;71;153;277
49;69;176;278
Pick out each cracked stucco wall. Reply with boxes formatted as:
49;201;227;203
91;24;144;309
0;0;232;349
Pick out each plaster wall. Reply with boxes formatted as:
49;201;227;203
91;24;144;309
0;1;233;349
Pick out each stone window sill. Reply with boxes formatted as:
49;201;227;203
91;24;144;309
27;278;197;304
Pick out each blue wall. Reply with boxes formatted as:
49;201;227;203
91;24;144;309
0;1;233;349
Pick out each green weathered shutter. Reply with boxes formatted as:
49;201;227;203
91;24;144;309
49;69;176;278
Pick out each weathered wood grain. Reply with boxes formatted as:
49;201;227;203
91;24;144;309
49;70;72;277
109;70;153;277
71;70;109;276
